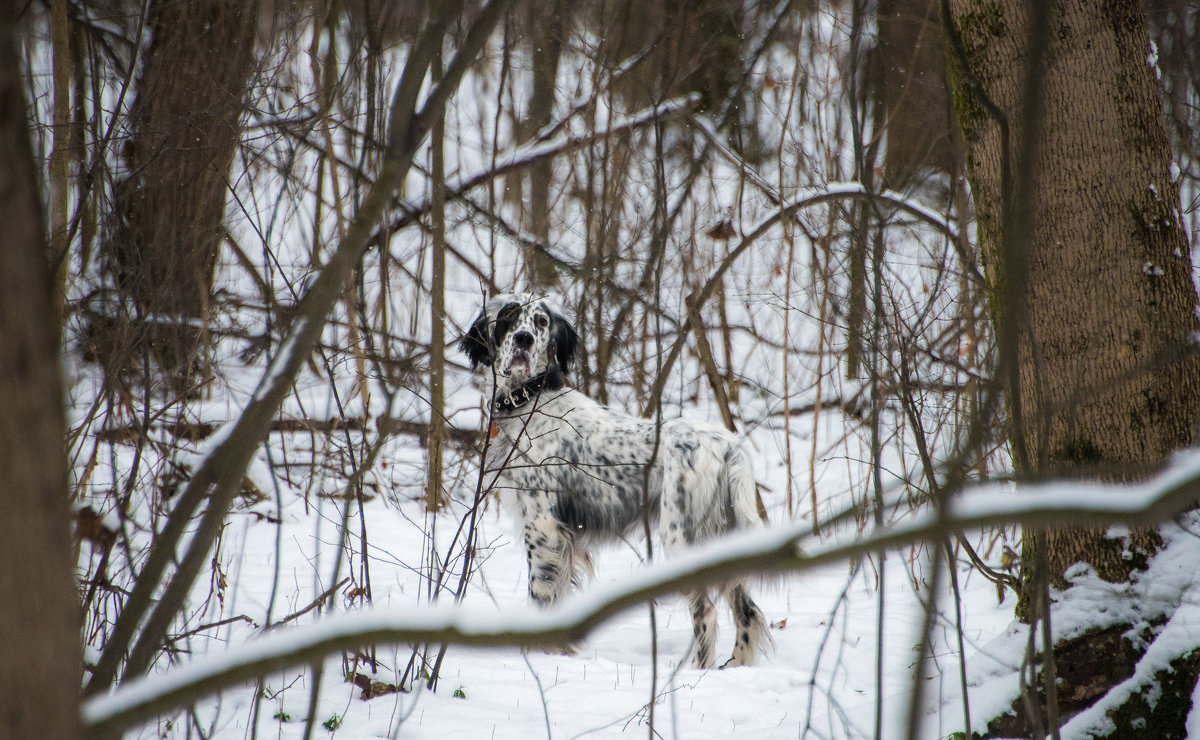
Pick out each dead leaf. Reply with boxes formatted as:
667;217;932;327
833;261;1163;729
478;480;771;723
347;672;403;700
75;506;115;548
705;219;737;240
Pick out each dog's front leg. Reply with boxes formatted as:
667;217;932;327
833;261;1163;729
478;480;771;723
522;495;574;607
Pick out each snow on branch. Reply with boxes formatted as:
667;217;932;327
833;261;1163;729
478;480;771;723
647;179;972;407
689;113;978;281
449;93;703;193
81;450;1200;736
690;114;960;243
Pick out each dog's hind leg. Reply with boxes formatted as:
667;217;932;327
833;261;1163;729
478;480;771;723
723;583;771;667
658;458;720;669
687;589;718;669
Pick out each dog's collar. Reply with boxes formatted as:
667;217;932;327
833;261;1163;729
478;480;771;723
492;371;562;414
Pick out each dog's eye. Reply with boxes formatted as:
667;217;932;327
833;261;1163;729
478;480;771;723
534;314;549;329
497;303;520;323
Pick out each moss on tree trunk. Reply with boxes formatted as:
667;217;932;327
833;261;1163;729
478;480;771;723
946;0;1200;733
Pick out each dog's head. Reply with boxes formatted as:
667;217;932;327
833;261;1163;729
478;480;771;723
459;294;580;392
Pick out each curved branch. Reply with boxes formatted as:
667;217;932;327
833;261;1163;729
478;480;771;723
645;181;973;413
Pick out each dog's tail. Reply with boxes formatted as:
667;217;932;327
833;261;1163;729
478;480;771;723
723;445;764;531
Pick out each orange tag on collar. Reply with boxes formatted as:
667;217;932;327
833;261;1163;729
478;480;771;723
489;421;499;438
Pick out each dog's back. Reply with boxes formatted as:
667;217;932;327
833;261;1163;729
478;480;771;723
465;295;770;666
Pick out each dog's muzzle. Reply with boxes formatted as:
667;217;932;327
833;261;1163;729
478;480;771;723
505;347;531;379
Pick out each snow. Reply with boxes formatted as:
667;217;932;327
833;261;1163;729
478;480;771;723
86;525;1013;739
1055;526;1200;738
81;447;1200;738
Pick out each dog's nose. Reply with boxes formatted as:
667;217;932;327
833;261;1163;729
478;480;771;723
513;330;534;350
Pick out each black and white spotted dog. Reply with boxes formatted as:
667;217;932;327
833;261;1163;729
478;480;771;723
460;293;770;668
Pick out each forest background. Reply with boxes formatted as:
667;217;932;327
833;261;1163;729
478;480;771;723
4;0;1200;738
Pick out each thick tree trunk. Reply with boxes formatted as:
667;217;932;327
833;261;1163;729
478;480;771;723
949;0;1200;578
105;0;258;390
947;0;1200;733
0;6;80;739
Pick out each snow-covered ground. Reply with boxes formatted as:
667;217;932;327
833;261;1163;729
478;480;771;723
77;402;1027;739
77;372;1200;739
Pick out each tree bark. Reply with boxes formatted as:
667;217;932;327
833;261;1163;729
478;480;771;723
876;0;958;189
521;0;566;288
105;0;259;389
949;0;1200;581
0;6;80;739
427;51;447;511
947;0;1200;732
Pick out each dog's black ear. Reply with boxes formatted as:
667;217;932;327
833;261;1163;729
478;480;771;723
459;310;492;368
549;311;580;377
